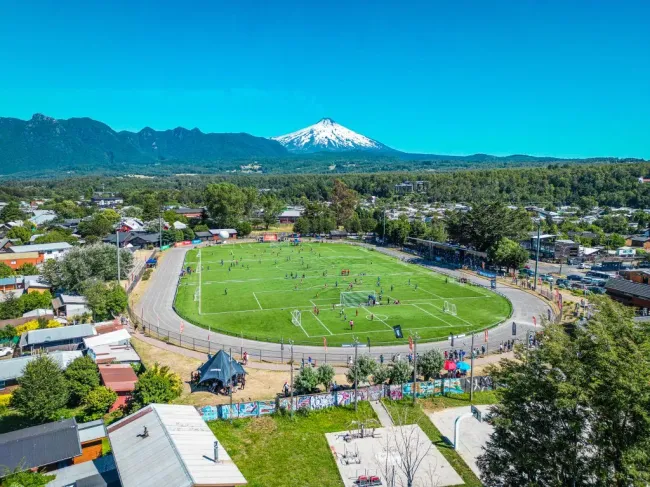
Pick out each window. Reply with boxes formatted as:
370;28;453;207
10;261;16;265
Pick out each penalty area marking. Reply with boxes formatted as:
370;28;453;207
310;310;333;335
252;292;263;310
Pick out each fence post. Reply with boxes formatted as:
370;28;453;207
192;338;195;351
259;349;262;362
167;330;170;341
208;340;211;355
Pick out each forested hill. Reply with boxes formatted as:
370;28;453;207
0;113;288;175
0;114;644;177
4;162;650;209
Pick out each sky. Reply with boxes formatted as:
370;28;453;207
0;0;648;158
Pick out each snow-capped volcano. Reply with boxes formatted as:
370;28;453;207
272;118;391;153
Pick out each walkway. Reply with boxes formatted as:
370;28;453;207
133;245;551;364
370;400;393;427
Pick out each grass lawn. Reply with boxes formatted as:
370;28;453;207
382;392;499;487
175;242;510;346
208;402;376;487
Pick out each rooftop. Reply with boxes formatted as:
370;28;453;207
606;278;650;300
8;242;73;253
99;364;138;393
0;350;83;381
19;323;96;348
107;404;247;487
83;329;131;349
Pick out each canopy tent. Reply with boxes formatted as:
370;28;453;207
198;350;246;385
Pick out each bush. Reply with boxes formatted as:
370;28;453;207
15;319;61;335
142;269;153;281
0;394;12;408
81;386;117;421
294;366;319;394
131;363;182;409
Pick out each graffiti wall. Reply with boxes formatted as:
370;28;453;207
461;376;495;392
336;390;354;406
278;397;296;410
258;400;276;415
389;385;403;400
199;406;219;421
443;378;463;394
311;393;336;410
367;385;383;401
296;396;311;410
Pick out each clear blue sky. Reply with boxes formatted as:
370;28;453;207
1;0;648;158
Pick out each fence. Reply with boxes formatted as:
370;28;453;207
198;376;495;421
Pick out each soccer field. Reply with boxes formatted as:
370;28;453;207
174;242;511;347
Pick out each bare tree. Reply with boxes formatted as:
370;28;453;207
374;408;439;487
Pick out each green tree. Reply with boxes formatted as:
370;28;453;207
344;213;362;233
0;263;14;278
346;355;378;385
478;298;650;486
64;356;100;405
388;360;412;385
16;263;39;275
81;386;117;421
204;183;247;227
182;227;195;241
372;364;391;385
293;366;319;394
141;195;160;222
0;293;22;319
488;237;530;272
360;217;378;233
82;280;128;321
131;363;182;408
6;226;31;244
416;349;444;380
293;217;311;235
330;179;358;226
427;218;448;242
33;230;76;245
316;364;335;391
235;220;252;237
0;201;26;223
10;356;69;422
0;468;55;487
18;291;53;314
260;195;284;230
78;212;116;238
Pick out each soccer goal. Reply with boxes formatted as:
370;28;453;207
291;310;302;327
443;301;457;316
340;291;375;307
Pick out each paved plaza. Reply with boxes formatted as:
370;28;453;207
325;425;463;487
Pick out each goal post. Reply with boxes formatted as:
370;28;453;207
340;291;375;308
291;310;302;327
443;301;457;316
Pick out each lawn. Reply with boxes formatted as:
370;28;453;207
208;402;376;487
175;242;511;346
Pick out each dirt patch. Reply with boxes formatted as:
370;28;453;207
130;336;346;407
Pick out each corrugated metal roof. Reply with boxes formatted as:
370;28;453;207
99;364;138;392
60;294;88;305
78;420;107;443
0;251;39;261
0;351;82;381
20;324;96;348
45;455;118;487
90;344;141;364
606;278;650;300
108;404;247;487
84;329;131;349
0;418;81;470
8;242;72;253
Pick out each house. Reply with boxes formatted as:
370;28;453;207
0;418;82;472
606;278;650;309
44;455;119;487
619;269;650;284
88;343;141;365
120;218;145;232
278;207;304;224
173;221;188;230
0;276;21;292
29;209;58;227
626;236;650;250
99;364;138;412
174;207;204;219
615;246;636;258
209;229;238;240
19;323;96;354
83;329;131;349
195;231;213;242
91;194;124;208
329;230;348;240
0;237;20;251
394;182;414;194
104;232;160;250
0;351;82;393
0;250;41;270
107;404;247;487
52;294;91;318
8;242;73;261
74;419;108;465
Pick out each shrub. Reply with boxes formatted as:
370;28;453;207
142;269;153;281
0;394;12;408
81;386;117;421
11;356;69;422
65;356;100;405
131;363;182;409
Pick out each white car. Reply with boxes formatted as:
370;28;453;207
0;347;13;357
578;263;592;269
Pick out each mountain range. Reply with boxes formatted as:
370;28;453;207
0;114;644;176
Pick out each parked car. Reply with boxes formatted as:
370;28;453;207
0;346;13;357
588;286;607;295
578;263;592;269
638;261;650;269
555;278;569;287
540;274;554;283
567;274;584;281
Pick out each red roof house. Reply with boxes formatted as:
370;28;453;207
98;364;138;412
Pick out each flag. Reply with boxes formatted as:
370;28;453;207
484;329;488;342
532;316;537;327
408;336;414;351
180;321;184;334
323;337;327;352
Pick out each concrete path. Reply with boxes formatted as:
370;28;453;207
429;405;494;478
134;244;551;364
369;400;393;427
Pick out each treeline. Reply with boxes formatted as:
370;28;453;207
2;163;650;209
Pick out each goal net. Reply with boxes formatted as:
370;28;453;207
340;291;375;307
291;310;302;327
443;301;457;316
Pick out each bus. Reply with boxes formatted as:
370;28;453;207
586;270;613;281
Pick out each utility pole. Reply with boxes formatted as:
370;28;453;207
353;336;359;411
412;332;420;405
533;218;541;291
159;209;163;249
289;340;294;419
229;347;233;423
469;333;476;402
116;230;121;286
382;204;387;244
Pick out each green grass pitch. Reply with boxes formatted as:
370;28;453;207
173;242;511;347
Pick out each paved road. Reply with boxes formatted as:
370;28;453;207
134;246;552;364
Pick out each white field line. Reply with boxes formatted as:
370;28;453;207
410;304;455;328
361;308;394;331
425;301;475;327
252;292;263;310
198;249;202;315
310;310;333;335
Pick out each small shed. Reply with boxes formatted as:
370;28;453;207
99;364;138;412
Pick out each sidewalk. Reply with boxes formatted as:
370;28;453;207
370;400;394;427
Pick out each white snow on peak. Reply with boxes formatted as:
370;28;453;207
272;118;387;153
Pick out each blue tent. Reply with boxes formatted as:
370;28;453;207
198;350;246;385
